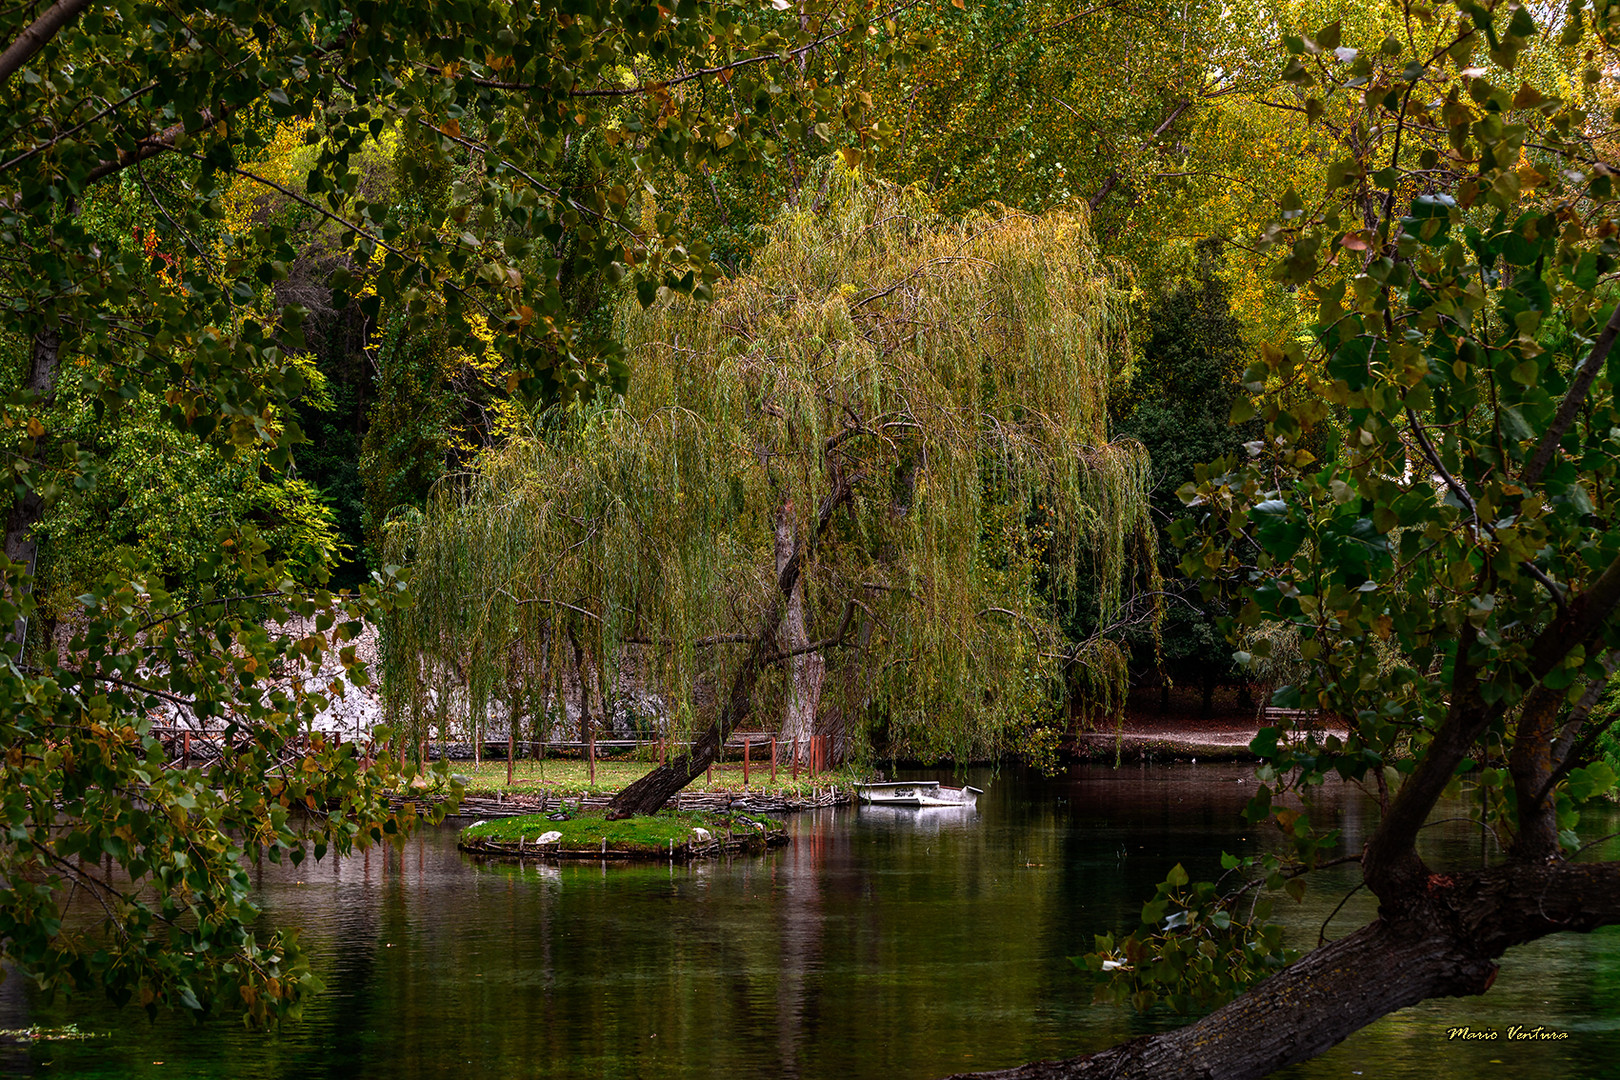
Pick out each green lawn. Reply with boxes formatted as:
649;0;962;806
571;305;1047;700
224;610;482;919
460;807;785;855
438;756;861;799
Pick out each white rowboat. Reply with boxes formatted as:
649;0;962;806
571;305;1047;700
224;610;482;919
855;781;982;808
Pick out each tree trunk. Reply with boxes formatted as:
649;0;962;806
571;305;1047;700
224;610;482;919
5;325;62;649
607;473;855;816
775;500;825;767
567;624;594;745
943;859;1620;1080
605;597;786;815
524;624;553;756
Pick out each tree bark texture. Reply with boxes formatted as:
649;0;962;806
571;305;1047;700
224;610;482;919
775;499;825;766
944;860;1620;1080
5;326;62;647
0;0;92;87
606;474;855;816
941;535;1620;1080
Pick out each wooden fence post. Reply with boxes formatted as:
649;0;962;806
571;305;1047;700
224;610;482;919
588;725;596;786
182;731;190;769
771;737;777;784
743;738;750;788
508;732;515;787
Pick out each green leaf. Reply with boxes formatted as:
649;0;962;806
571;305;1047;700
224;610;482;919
1510;359;1540;386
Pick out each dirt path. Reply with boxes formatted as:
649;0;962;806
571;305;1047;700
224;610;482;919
1069;687;1345;761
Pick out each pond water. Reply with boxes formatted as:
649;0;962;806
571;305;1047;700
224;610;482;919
4;763;1620;1079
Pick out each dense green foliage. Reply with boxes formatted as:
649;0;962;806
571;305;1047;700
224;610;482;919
1112;247;1260;712
0;0;898;1025
385;171;1155;769
7;0;1620;1071
1082;0;1620;1045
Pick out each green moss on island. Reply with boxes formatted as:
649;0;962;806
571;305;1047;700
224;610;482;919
458;808;788;860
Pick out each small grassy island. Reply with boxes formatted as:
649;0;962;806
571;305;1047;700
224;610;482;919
458;808;789;861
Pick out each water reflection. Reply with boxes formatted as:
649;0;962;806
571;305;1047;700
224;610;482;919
854;802;978;834
3;763;1619;1079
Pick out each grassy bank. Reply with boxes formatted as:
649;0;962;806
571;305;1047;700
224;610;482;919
459;807;787;858
439;758;862;800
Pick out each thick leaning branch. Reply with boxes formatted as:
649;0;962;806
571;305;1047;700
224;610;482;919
605;472;858;816
0;0;92;86
1363;549;1620;891
941;860;1620;1080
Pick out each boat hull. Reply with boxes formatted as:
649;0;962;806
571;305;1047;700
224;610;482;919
855;781;982;808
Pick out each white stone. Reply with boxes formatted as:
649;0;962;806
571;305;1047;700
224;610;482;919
537;831;563;844
691;827;711;841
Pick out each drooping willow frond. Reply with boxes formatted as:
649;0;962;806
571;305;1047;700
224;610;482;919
383;166;1157;762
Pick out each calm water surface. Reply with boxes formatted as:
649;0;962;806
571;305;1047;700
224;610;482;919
3;763;1619;1079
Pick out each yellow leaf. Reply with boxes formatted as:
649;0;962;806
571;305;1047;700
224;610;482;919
838;145;863;170
25;417;43;439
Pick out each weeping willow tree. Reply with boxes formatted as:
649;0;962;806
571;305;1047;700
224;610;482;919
382;167;1159;813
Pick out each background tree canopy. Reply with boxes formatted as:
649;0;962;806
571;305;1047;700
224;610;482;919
5;0;1620;1075
385;168;1159;812
1006;1;1620;1076
0;0;916;1024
